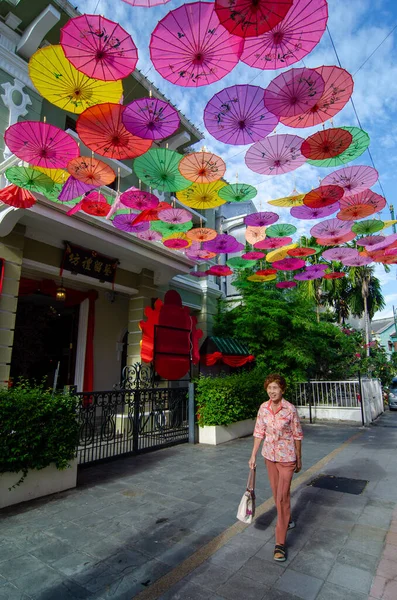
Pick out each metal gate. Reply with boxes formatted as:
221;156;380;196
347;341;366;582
76;364;189;465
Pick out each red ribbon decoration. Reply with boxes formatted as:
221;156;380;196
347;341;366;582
201;352;255;367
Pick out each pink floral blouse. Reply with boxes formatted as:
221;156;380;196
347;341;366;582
253;398;303;463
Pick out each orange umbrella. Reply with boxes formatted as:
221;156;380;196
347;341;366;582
76;103;152;160
336;204;375;221
67;156;116;187
186;227;218;242
179;151;226;184
245;226;267;244
287;247;317;257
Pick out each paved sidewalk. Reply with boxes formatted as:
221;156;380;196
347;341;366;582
0;414;395;599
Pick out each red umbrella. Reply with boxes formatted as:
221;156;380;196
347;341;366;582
254;237;293;249
207;265;233;276
263;67;325;118
276;281;297;288
321;165;378;196
272;257;306;270
131;202;172;226
214;0;293;38
81;198;110;217
281;66;354;128
0;184;36;208
323;272;346;279
287;247;317;257
76;103;152;160
301;128;353;160
303;185;344;208
256;268;277;276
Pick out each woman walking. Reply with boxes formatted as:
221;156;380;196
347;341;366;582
249;373;303;562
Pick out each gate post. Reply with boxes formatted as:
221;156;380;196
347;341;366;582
358;370;366;426
133;388;140;453
188;382;196;444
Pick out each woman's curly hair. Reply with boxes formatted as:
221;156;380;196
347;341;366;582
264;373;287;393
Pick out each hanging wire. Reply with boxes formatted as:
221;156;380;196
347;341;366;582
93;0;102;14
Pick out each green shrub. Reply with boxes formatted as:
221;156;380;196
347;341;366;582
0;381;79;486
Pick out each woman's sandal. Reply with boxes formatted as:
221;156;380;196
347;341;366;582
274;544;287;562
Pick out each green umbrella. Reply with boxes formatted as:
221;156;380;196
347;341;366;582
226;257;257;268
352;219;384;235
266;223;297;238
6;166;55;194
307;127;369;168
219;183;257;203
133;148;192;193
151;220;193;236
42;183;74;205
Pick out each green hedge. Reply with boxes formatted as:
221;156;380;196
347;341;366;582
196;368;268;427
0;381;79;486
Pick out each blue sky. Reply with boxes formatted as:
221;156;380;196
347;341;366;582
75;0;397;321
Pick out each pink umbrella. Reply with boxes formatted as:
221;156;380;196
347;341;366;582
321;166;379;197
60;14;138;81
290;204;339;220
263;68;325;118
5;121;79;169
189;270;208;277
120;187;159;210
214;0;293;39
273;257;306;270
358;235;386;248
245;134;306;175
241;0;328;70
186;248;217;261
163;237;190;249
58;177;95;202
281;66;354;128
137;230;163;242
341;255;373;267
204;84;278;145
276;281;297;288
244;211;279;227
295;270;323;281
207;265;233;276
242;251;265;260
310;218;353;239
149;2;243;87
305;263;328;273
158;208;191;224
122;97;180;141
122;0;171;7
339;189;386;213
322;248;359;262
366;233;397;252
203;234;244;254
113;214;150;233
316;231;356;245
254;237;293;249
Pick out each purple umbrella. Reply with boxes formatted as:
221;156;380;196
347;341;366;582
189;270;208;278
203;233;244;254
263;67;325;118
322;248;359;262
310;218;353;238
254;237;293;249
244;211;279;227
137;230;162;242
305;263;328;274
321;165;378;197
272;257;306;271
58;177;95;201
358;235;386;248
290;204;339;220
294;270;323;281
113;214;150;233
204;84;279;145
365;233;397;252
341;255;373;267
245;134;306;175
122;97;180;141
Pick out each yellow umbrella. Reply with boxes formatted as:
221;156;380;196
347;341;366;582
268;191;305;208
247;274;277;282
176;181;226;210
35;167;70;184
381;220;397;230
29;45;123;114
267;243;298;263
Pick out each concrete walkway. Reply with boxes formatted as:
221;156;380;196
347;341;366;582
0;413;396;599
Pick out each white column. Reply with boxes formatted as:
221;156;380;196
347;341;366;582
74;298;89;392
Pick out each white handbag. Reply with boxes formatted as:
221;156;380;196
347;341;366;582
237;468;256;524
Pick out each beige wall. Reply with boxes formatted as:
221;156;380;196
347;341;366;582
93;290;130;390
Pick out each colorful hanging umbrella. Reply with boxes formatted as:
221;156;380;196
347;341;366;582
245;134;306;175
186;247;217;260
305;127;369;167
268;191;305;207
150;2;243;87
133;148;191;192
272;257;306;270
294;270;323;281
214;0;293;38
254;236;293;249
5;121;79;169
76;103;152;160
276;281;297;288
227;257;257;268
28;45;123;114
341;255;373;267
5;166;55;195
119;188;159;210
321;165;379;196
151;220;193;236
0;184;36;209
322;248;359;262
58;176;95;201
266;223;297;238
137;230;163;242
245;226;267;244
291;204;339;220
113;214;150;233
301;128;353;161
189;270;209;277
203;234;244;254
186;227;218;243
35;167;70;184
122;97;180;140
337;205;375;221
256;268;277;276
266;243;297;261
158;207;191;224
43;183;68;204
366;234;397;252
67;157;116;187
130;202;172;225
218;183;257;203
204;84;278;145
176;181;226;210
287;247;317;257
351;220;384;235
240;0;328;70
242;251;265;260
381;220;397;231
263;67;325;118
316;231;356;245
163;233;191;249
207;265;233;276
357;235;385;248
122;0;171;7
303;185;344;208
340;189;386;213
323;272;346;280
81;197;111;217
60;14;138;81
248;273;276;282
179;152;226;184
244;211;279;227
281;66;354;128
303;263;328;273
310;218;353;239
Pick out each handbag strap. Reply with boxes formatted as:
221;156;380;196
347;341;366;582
247;467;256;491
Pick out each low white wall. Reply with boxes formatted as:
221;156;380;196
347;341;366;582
0;460;78;510
297;406;362;423
198;418;255;445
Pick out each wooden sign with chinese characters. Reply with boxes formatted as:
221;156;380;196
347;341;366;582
61;242;119;284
